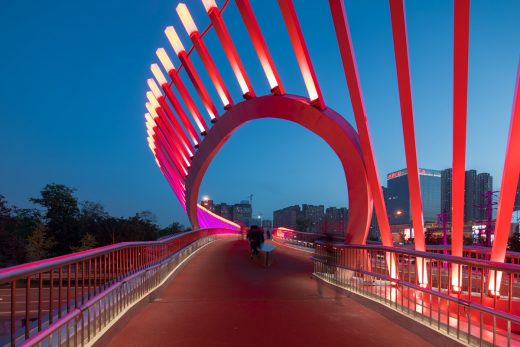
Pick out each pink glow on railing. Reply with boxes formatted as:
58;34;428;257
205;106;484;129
197;204;241;230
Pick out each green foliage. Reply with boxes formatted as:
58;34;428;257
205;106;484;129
26;223;56;261
71;232;98;252
0;185;187;268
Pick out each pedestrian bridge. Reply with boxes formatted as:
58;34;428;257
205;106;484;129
1;228;519;346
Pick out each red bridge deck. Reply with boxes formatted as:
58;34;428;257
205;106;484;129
96;239;457;346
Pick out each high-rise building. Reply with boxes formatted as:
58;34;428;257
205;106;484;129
476;173;493;220
464;170;477;222
214;203;232;220
201;198;215;212
232;200;252;225
369;186;387;240
302;204;325;233
273;205;301;230
324;207;348;235
441;169;452;221
386;168;441;224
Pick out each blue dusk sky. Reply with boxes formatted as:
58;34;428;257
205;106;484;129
0;0;518;226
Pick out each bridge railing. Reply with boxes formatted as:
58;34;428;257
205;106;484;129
0;228;239;347
313;242;520;346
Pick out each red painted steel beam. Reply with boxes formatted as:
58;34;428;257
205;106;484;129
165;26;219;122
148;81;197;152
235;0;285;95
328;0;394;249
278;0;325;109
151;64;201;145
156;48;209;134
489;64;520;295
177;3;234;109
389;0;426;252
178;51;220;122
148;121;187;177
451;0;470;291
205;4;255;98
146;101;191;167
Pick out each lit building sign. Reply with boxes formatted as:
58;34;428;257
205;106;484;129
387;168;441;180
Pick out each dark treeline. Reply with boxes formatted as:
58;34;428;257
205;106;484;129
0;183;188;268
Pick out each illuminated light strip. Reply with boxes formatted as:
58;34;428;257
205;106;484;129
151;64;200;145
151;128;188;178
156;49;208;134
150;64;200;146
157;152;186;205
147;92;194;158
147;85;196;152
146;119;188;177
146;102;191;168
450;0;470;293
328;1;395;254
278;0;325;109
488;64;520;296
165;26;219;121
205;3;255;98
389;0;427;285
177;3;234;109
196;204;241;229
235;0;285;95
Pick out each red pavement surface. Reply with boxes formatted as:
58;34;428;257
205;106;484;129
96;239;453;347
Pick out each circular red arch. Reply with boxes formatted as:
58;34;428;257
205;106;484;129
186;95;373;244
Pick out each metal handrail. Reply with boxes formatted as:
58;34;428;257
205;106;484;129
315;241;520;274
0;229;209;283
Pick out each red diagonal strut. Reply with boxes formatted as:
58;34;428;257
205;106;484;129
278;0;325;109
389;0;425;251
451;0;470;292
329;0;396;278
489;63;520;295
235;0;285;95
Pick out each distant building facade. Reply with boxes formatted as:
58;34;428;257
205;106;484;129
302;204;325;233
201;199;252;225
324;207;348;235
476;173;493;221
441;168;452;222
273;205;301;230
464;170;478;222
386;168;441;225
232;201;253;225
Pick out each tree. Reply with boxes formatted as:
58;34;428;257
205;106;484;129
31;184;80;253
71;232;98;252
158;222;186;238
26;223;56;261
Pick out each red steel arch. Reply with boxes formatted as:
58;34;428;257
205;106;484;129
185;95;373;244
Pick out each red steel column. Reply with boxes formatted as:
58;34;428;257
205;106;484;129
489;64;520;295
165;26;219;122
235;0;285;95
205;3;255;98
176;3;234;109
146;102;191;168
156;48;209;134
451;0;470;292
389;0;427;285
278;0;325;109
151;64;200;145
147;83;196;153
328;0;394;248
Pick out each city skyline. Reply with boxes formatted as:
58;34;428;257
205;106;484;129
1;1;518;227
